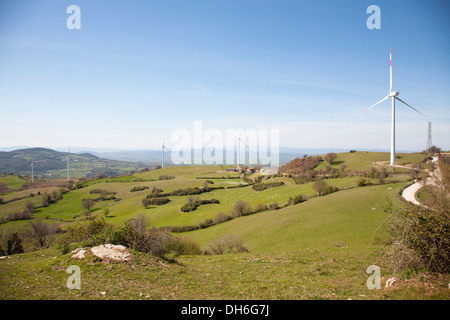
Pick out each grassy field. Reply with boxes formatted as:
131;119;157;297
0;175;27;190
315;151;429;172
1;152;448;300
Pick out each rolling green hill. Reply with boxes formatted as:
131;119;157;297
0;151;448;300
0;148;153;179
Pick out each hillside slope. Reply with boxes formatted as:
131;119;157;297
0;148;151;179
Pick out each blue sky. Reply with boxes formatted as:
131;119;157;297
0;0;449;151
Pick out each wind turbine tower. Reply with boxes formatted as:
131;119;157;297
31;160;43;183
161;140;170;168
356;49;426;165
67;145;71;181
426;121;432;151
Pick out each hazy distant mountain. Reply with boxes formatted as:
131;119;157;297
0;148;155;179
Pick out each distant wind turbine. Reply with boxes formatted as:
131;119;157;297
161;140;170;168
355;49;426;165
237;135;249;165
31;160;43;183
66;145;70;181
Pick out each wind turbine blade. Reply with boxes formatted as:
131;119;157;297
390;48;392;93
395;97;427;117
353;95;390;119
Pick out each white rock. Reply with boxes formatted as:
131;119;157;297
385;277;397;288
91;244;132;262
71;248;88;259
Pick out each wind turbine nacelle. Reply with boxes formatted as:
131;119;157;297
389;91;399;97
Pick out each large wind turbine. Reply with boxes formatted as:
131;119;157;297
161;140;170;168
357;49;426;165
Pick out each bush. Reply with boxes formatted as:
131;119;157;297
323;185;338;195
357;178;368;186
214;211;232;224
312;177;328;196
204;234;249;255
198;218;214;229
252;181;284;191
130;186;149;192
28;218;58;249
60;217;114;246
148;197;170;206
112;215;182;258
254;203;269;213
269;202;280;210
387;205;449;273
231;200;252;218
180;198;220;213
24;201;35;214
81;198;95;212
7;232;24;255
288;194;307;205
159;175;175;180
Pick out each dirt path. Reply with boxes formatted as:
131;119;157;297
401;156;439;206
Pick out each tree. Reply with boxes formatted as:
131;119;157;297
427;145;441;154
103;208;110;217
231;200;252;217
7;232;24;255
324;153;338;165
81;198;95;213
28;218;57;249
141;198;150;209
24;201;35;214
312;177;328;196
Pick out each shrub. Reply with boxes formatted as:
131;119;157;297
6;210;32;222
24;201;35;214
214;211;232;224
357;178;368;186
269;202;280;210
151;186;163;194
112;215;181;258
254;203;269;213
180;198;220;213
312;177;328;196
148;197;170;206
288;194;307;205
159;175;175;180
130;186;149;192
324;152;338;165
141;198;150;208
231;200;252;218
387;205;449;273
60;217;115;246
204;234;249;255
322;185;339;195
81;198;95;212
7;232;24;255
28;218;58;249
198;218;214;229
252;181;284;191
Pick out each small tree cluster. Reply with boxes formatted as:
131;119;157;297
204;234;249;255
